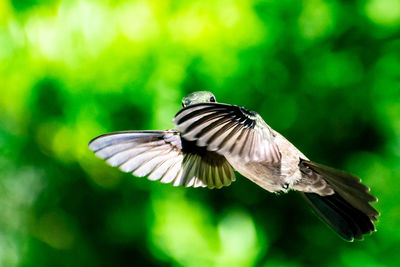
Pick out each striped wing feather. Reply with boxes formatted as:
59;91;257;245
88;130;235;189
174;103;281;163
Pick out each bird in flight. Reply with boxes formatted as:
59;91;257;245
89;91;379;241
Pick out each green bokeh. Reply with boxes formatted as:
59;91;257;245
1;0;399;266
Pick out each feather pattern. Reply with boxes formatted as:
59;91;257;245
174;103;281;163
299;160;379;218
299;159;379;241
88;130;236;189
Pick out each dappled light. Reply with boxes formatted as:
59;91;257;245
1;0;399;266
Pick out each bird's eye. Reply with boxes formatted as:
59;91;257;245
210;96;216;102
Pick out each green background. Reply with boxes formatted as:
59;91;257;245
1;0;399;266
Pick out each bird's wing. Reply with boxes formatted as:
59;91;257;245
174;103;281;163
88;130;235;189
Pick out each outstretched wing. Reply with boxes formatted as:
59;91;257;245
88;130;235;189
174;103;281;163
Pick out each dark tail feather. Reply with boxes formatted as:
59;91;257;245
302;192;375;241
300;160;379;241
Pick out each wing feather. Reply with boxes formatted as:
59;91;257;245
147;156;178;181
162;160;182;184
89;130;236;189
174;103;280;163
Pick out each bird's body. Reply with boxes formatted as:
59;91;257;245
227;130;306;193
89;91;379;241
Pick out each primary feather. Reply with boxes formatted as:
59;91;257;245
89;130;236;189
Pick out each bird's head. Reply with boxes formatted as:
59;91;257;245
182;91;216;107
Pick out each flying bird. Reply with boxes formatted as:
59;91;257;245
89;91;379;241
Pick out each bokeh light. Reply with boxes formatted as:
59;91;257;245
1;0;399;266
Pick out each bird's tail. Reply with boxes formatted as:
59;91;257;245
300;160;379;241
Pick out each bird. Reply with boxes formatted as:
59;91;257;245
88;91;379;241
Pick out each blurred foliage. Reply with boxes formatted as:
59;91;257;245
0;0;400;266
